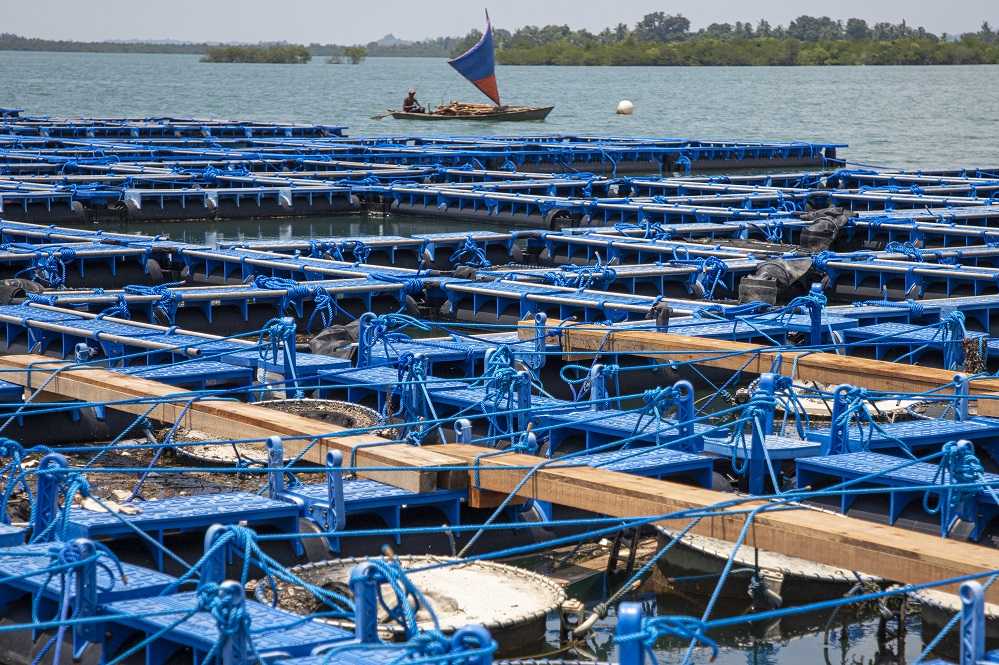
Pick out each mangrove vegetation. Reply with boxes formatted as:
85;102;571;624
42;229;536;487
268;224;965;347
201;44;311;64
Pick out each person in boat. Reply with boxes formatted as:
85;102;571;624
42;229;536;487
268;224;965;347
402;89;425;113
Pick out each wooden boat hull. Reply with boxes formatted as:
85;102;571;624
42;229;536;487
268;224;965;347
391;106;554;122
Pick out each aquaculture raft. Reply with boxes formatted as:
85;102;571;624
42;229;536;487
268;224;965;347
0;111;997;665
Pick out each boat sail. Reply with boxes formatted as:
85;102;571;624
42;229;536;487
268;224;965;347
448;10;502;106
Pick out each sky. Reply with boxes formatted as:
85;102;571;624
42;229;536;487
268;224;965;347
2;0;995;44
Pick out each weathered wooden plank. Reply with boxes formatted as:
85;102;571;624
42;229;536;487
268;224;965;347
0;355;455;492
431;443;999;603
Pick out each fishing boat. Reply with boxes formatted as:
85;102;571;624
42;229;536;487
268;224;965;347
390;103;554;122
386;11;553;122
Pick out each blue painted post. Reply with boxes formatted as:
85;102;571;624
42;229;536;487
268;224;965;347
401;354;429;421
807;282;824;347
73;343;93;364
70;538;99;652
278;317;301;398
357;313;375;368
824;385;854;456
616;602;645;665
265;436;285;498
757;374;777;435
532;313;548;370
325;451;347;531
673;380;698;452
959;581;985;665
589;364;608;411
348;562;384;644
953;374;970;421
454;419;472;443
516;371;532;433
201;524;227;589
218;581;251;665
748;406;767;496
32;453;68;541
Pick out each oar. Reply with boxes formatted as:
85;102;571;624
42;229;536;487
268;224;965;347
370;110;395;120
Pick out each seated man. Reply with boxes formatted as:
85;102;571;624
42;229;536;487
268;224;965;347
403;88;424;113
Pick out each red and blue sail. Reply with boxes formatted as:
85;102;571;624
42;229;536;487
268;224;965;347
448;11;501;106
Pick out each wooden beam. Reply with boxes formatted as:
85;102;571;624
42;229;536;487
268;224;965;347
430;443;999;603
0;355;457;492
519;320;999;411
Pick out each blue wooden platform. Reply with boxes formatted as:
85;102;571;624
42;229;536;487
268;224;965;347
796;450;999;540
806;417;999;455
61;492;301;569
0;541;176;605
103;591;352;660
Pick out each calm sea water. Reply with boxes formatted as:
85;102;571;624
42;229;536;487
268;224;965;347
0;50;986;663
1;51;998;169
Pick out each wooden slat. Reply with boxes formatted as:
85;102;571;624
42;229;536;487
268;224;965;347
0;355;456;492
430;443;999;603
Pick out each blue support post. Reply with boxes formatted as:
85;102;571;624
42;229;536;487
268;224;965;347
325;451;347;532
348;562;384;644
824;384;854;456
454;419;472;443
745;378;777;495
516;371;532;432
70;538;99;654
590;364;608;411
954;374;970;421
357;313;374;368
757;373;777;435
201;524;227;589
266;436;285;498
401;354;429;420
673;380;698;452
807;282;824;347
32;452;68;542
278;316;301;398
616;602;645;665
531;312;548;370
217;581;251;665
959;581;986;665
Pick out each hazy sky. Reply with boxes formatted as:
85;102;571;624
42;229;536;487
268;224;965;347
3;0;996;43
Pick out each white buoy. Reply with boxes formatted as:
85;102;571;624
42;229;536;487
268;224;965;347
616;99;634;115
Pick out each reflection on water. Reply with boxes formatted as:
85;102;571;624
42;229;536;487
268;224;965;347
558;590;929;665
72;213;508;245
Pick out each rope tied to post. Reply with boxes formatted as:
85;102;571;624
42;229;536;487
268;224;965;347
449;235;491;269
123;281;185;324
616;615;719;662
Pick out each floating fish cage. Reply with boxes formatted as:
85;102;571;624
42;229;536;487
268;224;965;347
0;112;995;665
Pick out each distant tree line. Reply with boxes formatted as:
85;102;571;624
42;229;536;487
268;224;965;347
201;44;311;63
3;17;998;65
486;15;999;65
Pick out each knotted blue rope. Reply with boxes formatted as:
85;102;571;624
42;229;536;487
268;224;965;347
923;441;997;537
252;275;309;316
940;310;969;371
123;281;185;324
96;294;130;320
884;241;925;262
257;317;297;364
364;556;441;639
16;247;77;289
448;235;492;269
